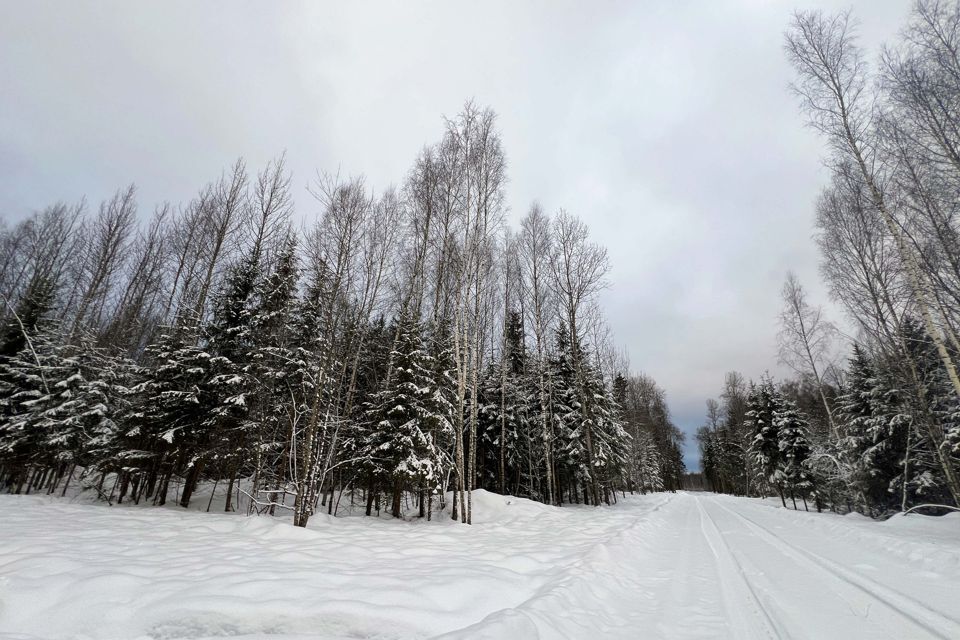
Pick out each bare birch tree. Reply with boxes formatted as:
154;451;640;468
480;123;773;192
787;8;960;502
787;9;960;400
777;272;839;439
65;185;137;340
518;203;558;504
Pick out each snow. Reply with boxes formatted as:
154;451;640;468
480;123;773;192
1;491;958;639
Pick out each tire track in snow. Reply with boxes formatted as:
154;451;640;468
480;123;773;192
707;497;960;640
693;495;784;639
640;495;741;638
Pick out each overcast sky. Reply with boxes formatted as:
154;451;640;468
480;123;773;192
0;1;909;469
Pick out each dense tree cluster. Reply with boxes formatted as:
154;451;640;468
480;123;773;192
699;1;960;517
0;104;684;525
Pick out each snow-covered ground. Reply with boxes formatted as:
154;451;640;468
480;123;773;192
1;491;958;640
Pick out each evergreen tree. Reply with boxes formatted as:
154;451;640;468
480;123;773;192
549;323;589;502
0;332;127;496
362;314;449;518
746;378;780;499
581;362;630;503
423;320;457;516
697;426;721;492
837;345;904;513
204;254;262;509
84;352;142;502
478;312;537;496
774;392;813;509
0;273;56;359
245;234;300;511
134;318;213;507
630;430;663;493
0;332;65;491
478;363;510;490
899;318;957;508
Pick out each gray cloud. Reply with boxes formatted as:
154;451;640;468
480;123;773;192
0;0;909;470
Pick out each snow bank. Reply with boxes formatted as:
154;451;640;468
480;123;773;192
463;488;554;522
0;491;665;639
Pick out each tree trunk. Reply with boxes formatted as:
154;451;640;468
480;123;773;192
59;464;76;497
180;460;204;509
365;478;375;517
391;482;403;519
225;470;236;513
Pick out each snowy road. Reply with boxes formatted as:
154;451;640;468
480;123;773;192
1;491;958;639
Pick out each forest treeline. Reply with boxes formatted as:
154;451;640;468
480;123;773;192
0;103;684;526
698;1;960;517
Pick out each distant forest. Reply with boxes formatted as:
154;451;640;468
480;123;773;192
0;103;685;526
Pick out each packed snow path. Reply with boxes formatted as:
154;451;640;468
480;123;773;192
1;491;958;639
